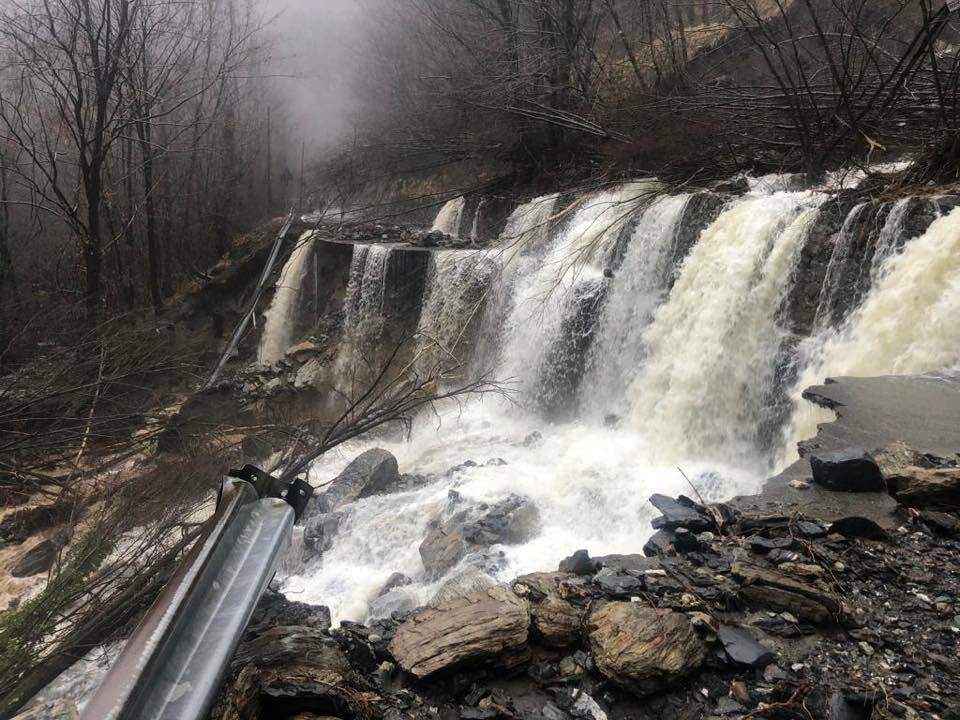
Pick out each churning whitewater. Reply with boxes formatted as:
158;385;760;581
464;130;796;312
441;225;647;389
274;179;960;625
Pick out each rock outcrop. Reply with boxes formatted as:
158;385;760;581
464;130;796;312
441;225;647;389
588;603;704;696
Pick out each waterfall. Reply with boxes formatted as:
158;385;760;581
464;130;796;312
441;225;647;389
258;231;316;365
471;194;560;373
431;197;466;235
497;182;657;400
581;194;692;415
868;198;912;281
626;194;820;465
783;207;960;455
284;176;960;627
469;199;486;242
415;249;499;370
812;202;870;332
337;244;392;370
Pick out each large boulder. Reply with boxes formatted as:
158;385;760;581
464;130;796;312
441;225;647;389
887;466;960;511
311;449;400;516
809;449;885;492
588;602;704;697
388;585;530;677
419;495;540;579
513;572;584;649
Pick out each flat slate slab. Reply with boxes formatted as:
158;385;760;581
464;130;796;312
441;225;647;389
735;372;960;528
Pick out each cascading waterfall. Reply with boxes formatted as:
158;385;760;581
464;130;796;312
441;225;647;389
282;176;960;627
497;182;657;399
431;197;466;235
868;198;913;281
469;199;486;242
336;244;391;369
471;194;559;373
783;207;960;456
581;194;691;415
415;249;499;369
812;202;870;332
258;231;316;365
626;193;820;466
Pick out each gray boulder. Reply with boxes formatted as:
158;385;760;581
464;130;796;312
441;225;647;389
310;449;400;517
419;495;540;579
302;512;342;560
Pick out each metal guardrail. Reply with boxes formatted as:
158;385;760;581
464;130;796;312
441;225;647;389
80;468;312;720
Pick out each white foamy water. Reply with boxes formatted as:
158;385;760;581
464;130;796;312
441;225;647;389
281;399;760;623
258;231;316;365
783;207;960;456
627;194;820;465
497;183;657;396
582;193;691;414
415;249;500;370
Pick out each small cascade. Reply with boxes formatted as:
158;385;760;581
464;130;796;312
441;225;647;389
497;182;657;401
471;193;560;373
581;194;692;415
783;207;960;456
338;244;392;368
626;193;820;465
431;197;466;236
415;249;499;371
258;231;316;366
812;202;870;332
868;198;913;280
469;199;486;243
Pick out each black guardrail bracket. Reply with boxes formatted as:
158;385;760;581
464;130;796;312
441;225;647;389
227;464;314;521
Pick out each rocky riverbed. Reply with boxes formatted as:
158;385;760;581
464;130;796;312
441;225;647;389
191;436;960;720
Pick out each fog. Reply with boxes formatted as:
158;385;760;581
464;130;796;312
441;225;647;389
257;0;373;160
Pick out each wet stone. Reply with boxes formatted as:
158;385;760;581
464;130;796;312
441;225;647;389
809;448;885;492
649;494;714;532
643;530;677;557
829;516;888;540
558;549;594;575
797;520;828;538
717;625;777;668
594;570;643;598
750;536;796;554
